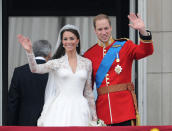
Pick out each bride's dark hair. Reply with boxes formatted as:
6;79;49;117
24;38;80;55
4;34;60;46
52;28;81;59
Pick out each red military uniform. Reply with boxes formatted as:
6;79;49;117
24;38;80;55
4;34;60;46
84;37;153;125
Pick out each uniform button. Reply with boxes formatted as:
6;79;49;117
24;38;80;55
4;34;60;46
107;82;110;85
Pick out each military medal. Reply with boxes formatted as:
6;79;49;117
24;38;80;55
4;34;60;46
115;64;122;74
115;53;122;74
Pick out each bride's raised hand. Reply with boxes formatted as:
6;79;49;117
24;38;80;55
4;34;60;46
17;34;32;53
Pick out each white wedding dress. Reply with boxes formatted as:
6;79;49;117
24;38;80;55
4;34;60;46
26;52;97;127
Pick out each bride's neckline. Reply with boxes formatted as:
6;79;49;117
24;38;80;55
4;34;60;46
65;53;79;74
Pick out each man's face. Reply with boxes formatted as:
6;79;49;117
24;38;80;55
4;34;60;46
94;19;112;43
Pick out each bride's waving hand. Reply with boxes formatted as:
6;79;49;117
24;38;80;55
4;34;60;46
17;34;33;53
17;34;54;74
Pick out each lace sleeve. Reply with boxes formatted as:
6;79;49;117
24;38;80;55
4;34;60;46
26;51;58;74
84;60;98;121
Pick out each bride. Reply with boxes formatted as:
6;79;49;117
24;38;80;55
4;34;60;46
17;24;98;126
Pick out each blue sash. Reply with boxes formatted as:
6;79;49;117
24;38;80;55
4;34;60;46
95;41;126;88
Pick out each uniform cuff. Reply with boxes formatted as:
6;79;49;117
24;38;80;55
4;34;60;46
139;30;152;43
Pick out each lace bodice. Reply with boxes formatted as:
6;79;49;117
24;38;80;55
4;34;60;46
26;51;97;120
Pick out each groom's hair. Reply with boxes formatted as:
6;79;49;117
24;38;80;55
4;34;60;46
93;14;111;29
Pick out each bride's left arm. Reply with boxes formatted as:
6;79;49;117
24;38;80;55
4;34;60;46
84;60;98;121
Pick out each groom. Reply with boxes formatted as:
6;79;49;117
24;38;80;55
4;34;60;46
84;13;153;126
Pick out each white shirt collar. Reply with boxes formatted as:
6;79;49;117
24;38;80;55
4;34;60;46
35;56;46;61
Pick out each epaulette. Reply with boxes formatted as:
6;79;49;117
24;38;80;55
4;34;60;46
114;38;130;41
